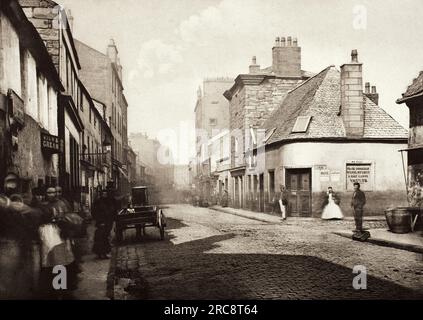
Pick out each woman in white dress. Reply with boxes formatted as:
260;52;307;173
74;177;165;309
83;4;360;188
321;187;344;220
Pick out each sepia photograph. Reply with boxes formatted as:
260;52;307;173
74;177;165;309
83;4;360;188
0;0;422;312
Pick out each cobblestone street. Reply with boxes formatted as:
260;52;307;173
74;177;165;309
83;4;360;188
112;205;423;300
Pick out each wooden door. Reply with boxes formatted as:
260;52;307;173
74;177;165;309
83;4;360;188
286;169;312;217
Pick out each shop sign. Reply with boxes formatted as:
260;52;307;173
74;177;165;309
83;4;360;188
41;132;62;154
346;162;373;190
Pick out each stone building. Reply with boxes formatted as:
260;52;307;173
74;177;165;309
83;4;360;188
0;0;63;299
255;50;408;217
19;0;85;205
222;37;313;208
129;133;174;202
0;0;63;200
397;71;423;190
74;39;129;196
125;145;138;189
194;77;233;201
78;82;111;211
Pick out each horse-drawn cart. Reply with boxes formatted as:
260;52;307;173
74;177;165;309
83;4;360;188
115;186;166;242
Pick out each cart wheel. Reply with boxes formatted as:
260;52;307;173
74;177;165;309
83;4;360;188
116;228;123;243
160;226;165;240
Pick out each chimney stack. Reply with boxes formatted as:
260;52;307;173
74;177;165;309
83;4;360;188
249;56;260;74
272;36;302;78
287;36;292;46
365;82;370;94
364;84;379;105
107;38;118;64
340;49;364;137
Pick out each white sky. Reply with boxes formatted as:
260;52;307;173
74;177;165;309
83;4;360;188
58;0;423;164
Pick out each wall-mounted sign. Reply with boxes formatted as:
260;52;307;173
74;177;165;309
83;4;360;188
41;132;62;154
315;165;327;170
346;163;373;191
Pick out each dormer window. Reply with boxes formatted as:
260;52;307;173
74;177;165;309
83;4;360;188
292;116;312;133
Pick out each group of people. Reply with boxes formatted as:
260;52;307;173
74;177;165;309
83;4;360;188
320;183;367;232
0;172;123;299
271;182;367;232
0;173;84;299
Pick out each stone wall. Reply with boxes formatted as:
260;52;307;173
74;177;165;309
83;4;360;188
244;78;302;129
19;0;60;71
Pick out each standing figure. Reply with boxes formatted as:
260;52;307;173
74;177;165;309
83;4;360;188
273;185;288;220
221;183;229;208
92;189;116;259
351;182;366;232
38;187;77;299
321;187;344;220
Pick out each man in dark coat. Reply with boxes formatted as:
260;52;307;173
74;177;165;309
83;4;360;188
351;182;366;232
92;189;118;259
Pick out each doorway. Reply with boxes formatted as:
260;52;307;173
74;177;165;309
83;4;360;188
285;168;312;217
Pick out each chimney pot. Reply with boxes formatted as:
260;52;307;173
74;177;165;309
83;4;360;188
280;37;286;46
287;36;292;46
351;49;358;63
275;37;280;47
365;82;370;93
371;86;377;94
293;38;298;47
252;56;257;65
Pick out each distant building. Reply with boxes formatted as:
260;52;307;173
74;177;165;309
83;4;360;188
75;39;129;195
194;77;233;200
173;165;190;190
129;133;174;200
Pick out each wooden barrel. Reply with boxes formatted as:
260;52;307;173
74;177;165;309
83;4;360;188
385;207;412;234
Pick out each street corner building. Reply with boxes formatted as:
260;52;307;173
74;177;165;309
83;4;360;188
218;38;409;217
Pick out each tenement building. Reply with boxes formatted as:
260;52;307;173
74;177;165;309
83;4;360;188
75;39;130;195
0;0;64;299
19;0;86;206
222;37;314;208
0;0;63;202
194;77;233;201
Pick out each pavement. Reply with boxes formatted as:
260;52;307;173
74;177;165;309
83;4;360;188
109;204;423;300
334;229;423;254
211;205;423;254
72;224;111;300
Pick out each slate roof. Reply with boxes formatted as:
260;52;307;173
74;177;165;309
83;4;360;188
397;71;423;103
264;66;408;145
